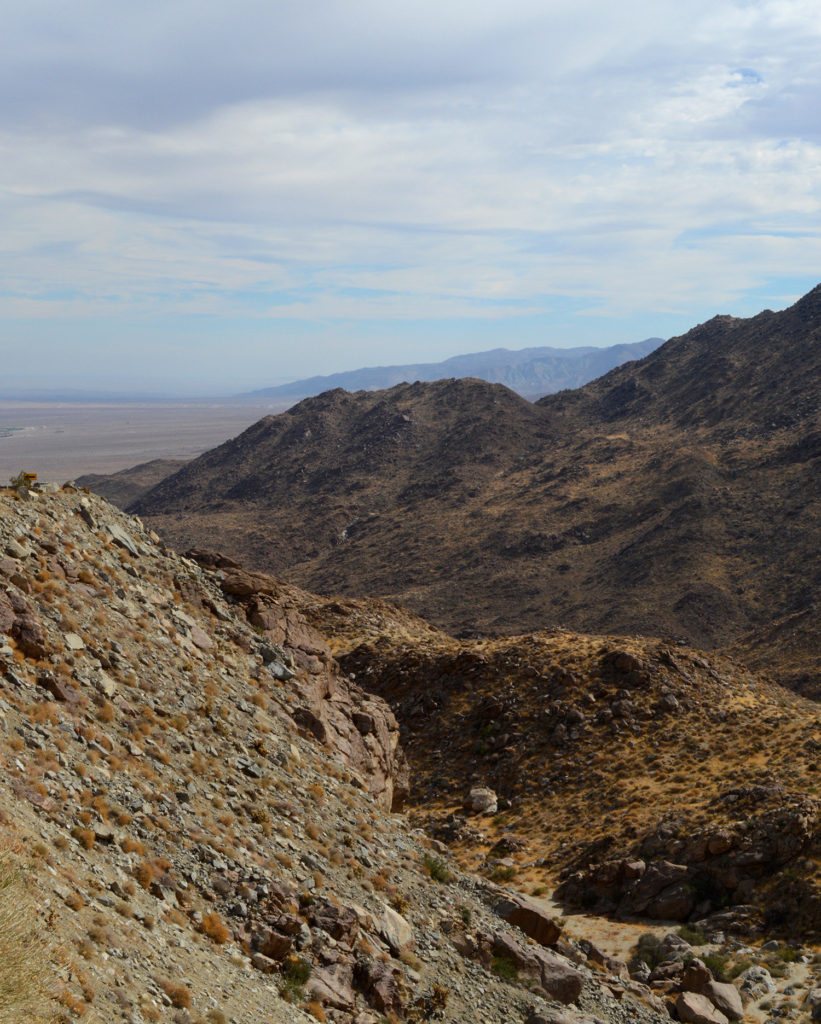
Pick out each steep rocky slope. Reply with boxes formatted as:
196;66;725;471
0;481;679;1024
302;595;821;939
124;287;820;693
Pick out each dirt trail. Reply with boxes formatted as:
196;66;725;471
533;895;675;961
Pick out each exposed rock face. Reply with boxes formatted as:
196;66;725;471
556;796;821;923
187;552;409;811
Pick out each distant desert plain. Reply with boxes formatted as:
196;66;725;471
0;399;284;482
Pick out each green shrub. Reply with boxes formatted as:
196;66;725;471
728;959;753;980
633;932;662;969
490;956;518;981
280;957;311;1002
702;952;729;982
489;865;517;883
422;853;454;883
678;924;707;946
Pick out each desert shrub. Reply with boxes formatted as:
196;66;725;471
0;846;55;1022
702;952;729;982
728;959;753;979
632;932;662;969
158;978;191;1008
200;912;230;944
280;958;311;1002
422;853;453;883
490;956;518;981
678;924;707;946
489;864;517;883
71;826;95;850
133;860;155;889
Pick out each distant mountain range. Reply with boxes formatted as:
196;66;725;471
244;338;664;401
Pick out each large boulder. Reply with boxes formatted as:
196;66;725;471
494;893;562;947
464;786;498;815
676;991;729;1024
703;980;743;1021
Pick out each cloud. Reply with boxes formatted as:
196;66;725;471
1;0;821;386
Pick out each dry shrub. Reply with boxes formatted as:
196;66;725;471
158;979;191;1009
97;702;115;723
64;891;85;912
133;861;155;889
304;1001;326;1022
200;912;230;944
120;837;144;856
71;827;95;851
0;842;57;1023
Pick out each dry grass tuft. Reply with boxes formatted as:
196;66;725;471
158;978;191;1009
0;843;57;1023
200;912;230;944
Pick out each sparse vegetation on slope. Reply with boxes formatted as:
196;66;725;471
0;482;681;1024
121;286;821;694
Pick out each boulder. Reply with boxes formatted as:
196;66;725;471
310;901;360;945
354;959;402;1015
104;523;140;556
306;963;356;1010
250;927;292;961
494;894;562;947
703;980;743;1021
377;904;413;953
681;959;713;992
464;786;498;815
737;965;776;998
676;991;729;1024
531;948;584;1004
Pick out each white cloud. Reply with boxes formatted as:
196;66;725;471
1;0;820;385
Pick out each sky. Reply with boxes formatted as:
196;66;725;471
2;0;821;395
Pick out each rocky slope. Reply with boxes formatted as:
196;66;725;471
301;594;821;940
124;286;820;694
77;459;187;509
0;480;682;1024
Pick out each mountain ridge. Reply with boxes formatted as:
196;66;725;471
245;337;664;401
80;286;819;694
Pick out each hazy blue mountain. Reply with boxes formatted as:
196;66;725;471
243;338;665;401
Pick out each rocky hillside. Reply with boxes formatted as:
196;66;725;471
77;459;187;509
1;480;687;1024
543;284;821;436
124;287;821;695
301;594;821;939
